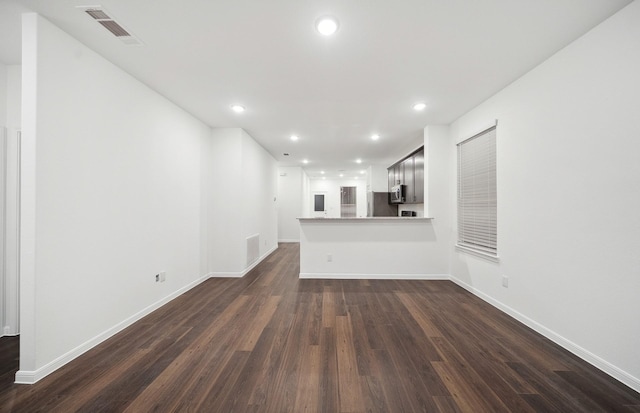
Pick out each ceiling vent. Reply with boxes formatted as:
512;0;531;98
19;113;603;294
77;6;143;46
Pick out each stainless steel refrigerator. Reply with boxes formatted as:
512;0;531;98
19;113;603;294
367;192;398;217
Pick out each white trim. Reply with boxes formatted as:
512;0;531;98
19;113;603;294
14;272;210;385
209;244;278;279
449;276;640;394
455;244;500;263
299;273;449;280
278;239;299;243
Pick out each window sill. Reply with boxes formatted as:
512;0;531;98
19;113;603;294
455;244;500;263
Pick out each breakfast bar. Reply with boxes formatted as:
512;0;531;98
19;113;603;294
298;217;435;279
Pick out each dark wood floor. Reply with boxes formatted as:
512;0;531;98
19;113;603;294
1;243;639;412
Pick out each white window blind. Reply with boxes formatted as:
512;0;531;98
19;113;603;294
457;126;497;256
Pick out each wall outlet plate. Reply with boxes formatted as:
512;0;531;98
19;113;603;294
502;275;509;288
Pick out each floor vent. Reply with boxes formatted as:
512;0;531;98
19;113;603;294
247;234;260;267
77;6;143;46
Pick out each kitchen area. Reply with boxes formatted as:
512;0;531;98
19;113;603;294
294;145;438;280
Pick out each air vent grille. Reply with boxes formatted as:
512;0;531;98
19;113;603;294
85;9;110;20
77;6;143;46
98;20;130;37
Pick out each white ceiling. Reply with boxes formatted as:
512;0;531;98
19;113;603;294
0;0;632;179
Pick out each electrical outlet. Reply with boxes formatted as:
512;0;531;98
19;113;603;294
502;275;509;288
155;274;160;282
327;254;333;262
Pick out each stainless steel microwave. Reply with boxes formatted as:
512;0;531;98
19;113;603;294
390;184;406;204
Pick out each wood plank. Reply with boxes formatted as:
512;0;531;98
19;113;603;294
335;315;365;412
1;243;639;412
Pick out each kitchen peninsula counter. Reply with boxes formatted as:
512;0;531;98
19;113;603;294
297;217;433;221
297;216;443;280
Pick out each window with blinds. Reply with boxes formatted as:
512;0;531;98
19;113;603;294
457;126;497;257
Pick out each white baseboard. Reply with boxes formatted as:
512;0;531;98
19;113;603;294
209;244;278;279
2;326;18;336
14;273;211;385
449;276;640;394
278;239;299;243
299;272;450;280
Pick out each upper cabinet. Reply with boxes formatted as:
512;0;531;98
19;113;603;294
388;147;424;204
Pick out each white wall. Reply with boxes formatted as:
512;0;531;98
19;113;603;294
278;166;304;242
0;62;7;125
444;1;640;391
19;14;211;382
308;178;367;218
241;129;278;262
301;169;310;218
206;128;278;275
6;65;20;130
206;128;243;273
415;125;453;274
368;163;389;193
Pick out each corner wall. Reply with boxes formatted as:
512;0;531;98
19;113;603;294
19;13;212;382
444;1;640;391
206;128;278;276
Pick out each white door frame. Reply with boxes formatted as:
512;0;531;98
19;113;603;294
2;128;20;336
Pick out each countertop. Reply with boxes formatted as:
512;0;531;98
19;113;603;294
298;217;433;221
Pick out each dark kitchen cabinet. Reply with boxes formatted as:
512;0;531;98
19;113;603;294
388;162;403;187
403;156;414;204
387;147;424;204
413;149;424;203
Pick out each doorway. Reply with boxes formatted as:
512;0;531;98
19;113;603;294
340;186;356;217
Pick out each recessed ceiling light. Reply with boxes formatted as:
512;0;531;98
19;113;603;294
371;134;380;141
302;159;309;164
339;173;344;178
290;135;299;141
231;104;245;113
320;171;325;174
355;159;362;164
360;170;365;174
413;102;427;111
316;16;339;36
